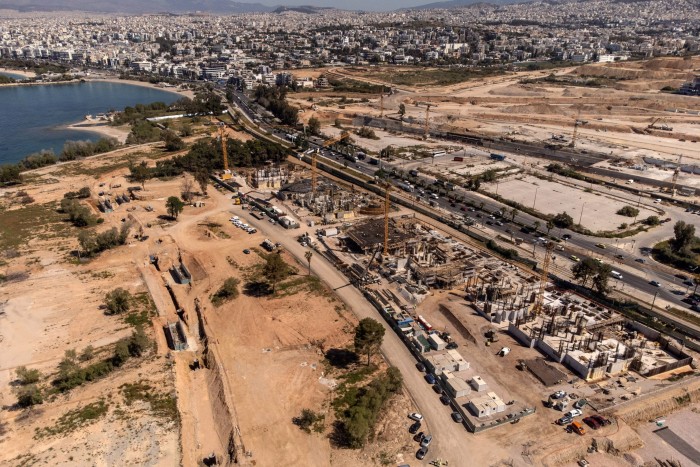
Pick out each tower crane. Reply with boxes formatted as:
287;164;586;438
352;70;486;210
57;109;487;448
531;243;555;317
569;108;587;149
671;154;683;195
216;123;232;180
415;101;438;139
379;86;385;118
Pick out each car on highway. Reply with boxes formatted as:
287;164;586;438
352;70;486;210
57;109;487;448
425;374;436;384
615;254;625;260
562;234;572;240
595;243;607;249
409;422;421;434
451;412;463;423
675;274;689;281
650;280;661;287
409;412;423;422
635;258;646;263
683;279;695;287
570;255;580;262
416;446;428;460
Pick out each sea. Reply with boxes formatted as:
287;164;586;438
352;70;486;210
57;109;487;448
0;75;181;165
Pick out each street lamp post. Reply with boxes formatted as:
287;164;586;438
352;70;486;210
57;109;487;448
650;291;658;312
533;186;539;209
579;202;585;226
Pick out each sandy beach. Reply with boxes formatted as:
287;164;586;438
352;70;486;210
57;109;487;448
65;116;131;143
0;66;36;79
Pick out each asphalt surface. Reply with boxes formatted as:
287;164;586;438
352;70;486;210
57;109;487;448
227;89;700;316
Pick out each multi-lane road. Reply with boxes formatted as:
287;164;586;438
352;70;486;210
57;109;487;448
227;88;700;317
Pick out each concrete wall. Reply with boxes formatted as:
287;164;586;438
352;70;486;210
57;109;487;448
563;353;591;379
508;322;536;348
536;339;565;363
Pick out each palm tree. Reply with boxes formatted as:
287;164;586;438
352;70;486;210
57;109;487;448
546;220;554;235
533;220;541;233
510;207;518;222
479;201;485;211
305;251;313;276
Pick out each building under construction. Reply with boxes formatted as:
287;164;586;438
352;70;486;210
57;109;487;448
278;177;374;220
503;290;692;381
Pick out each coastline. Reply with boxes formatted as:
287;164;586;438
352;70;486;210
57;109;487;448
64;116;131;144
0;66;36;79
85;76;195;99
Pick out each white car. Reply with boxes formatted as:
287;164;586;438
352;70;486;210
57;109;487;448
408;412;423;422
566;409;583;418
499;347;511;357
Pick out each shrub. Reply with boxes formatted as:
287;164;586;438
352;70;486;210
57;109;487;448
16;384;43;407
104;288;132;315
211;277;240;306
616;206;639;217
15;366;41;385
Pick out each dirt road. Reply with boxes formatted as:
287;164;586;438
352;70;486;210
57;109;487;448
236;207;503;466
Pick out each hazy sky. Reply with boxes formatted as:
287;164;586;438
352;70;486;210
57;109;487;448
257;0;440;10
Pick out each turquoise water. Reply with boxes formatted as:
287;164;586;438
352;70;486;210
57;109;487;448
0;81;181;165
0;70;27;80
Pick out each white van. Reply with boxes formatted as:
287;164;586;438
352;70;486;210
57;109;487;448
611;271;623;280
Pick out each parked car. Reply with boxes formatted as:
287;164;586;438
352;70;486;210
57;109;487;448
440;394;451;405
566;409;583;418
243;249;251;254
432;384;442;394
557;415;573;425
595;243;607;249
413;431;424;442
574;399;587;409
583;417;601;430
409;412;423;422
446;342;459;350
635;258;646;263
570;255;580;262
416;446;428;460
571;421;586;435
415;362;426;372
425;374;436;384
420;434;433;448
591;415;611;426
409;422;421;434
451;412;463;423
551;390;567;400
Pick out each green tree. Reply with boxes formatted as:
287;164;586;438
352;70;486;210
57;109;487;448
262;253;293;293
354;318;385;366
166;196;185;219
16;384;43;407
643;215;660;226
104;288;132;315
212;277;240;305
546;220;554;235
509;207;518;222
533;220;541;232
194;169;209;196
572;258;598;288
128;325;150;357
305;251;313;276
308;116;321;136
129;161;150;189
592;263;612;295
616;206;639;217
552;212;574;229
671;221;695;253
15;366;41;385
162;130;185;151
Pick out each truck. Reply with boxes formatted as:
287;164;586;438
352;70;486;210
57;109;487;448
368;157;379;165
398;182;414;193
490;153;506;161
453;156;464;162
344;154;358;163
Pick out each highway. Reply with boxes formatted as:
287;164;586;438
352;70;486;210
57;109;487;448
226;88;700;317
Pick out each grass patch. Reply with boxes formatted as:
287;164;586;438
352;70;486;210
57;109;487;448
0;202;72;250
370;67;502;87
35;400;108;439
275;275;327;297
120;382;179;421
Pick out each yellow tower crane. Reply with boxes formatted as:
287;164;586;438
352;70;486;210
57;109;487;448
415;101;438;139
531;243;555;316
217;123;232;180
